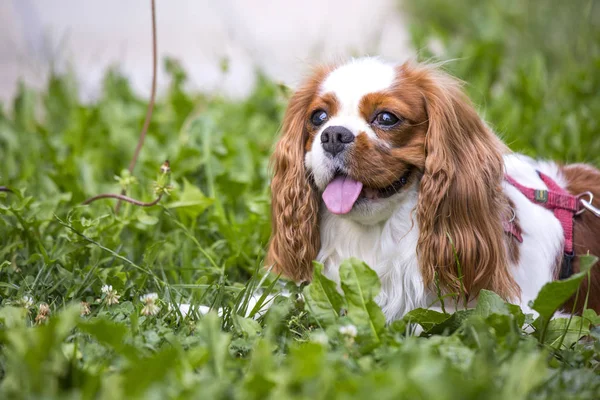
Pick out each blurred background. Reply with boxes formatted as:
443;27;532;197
0;0;599;287
0;0;410;102
2;0;598;159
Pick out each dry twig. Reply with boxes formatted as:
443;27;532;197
115;0;158;213
83;193;163;207
83;160;171;207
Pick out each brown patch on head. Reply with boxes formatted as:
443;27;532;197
345;132;424;188
342;74;430;188
267;64;333;282
560;163;600;313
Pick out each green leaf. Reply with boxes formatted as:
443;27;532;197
532;255;597;321
582;308;600;326
0;306;28;331
389;319;407;335
505;303;526;327
303;262;345;326
166;178;214;219
474;289;510;317
196;312;231;379
136;211;159;226
122;346;181;397
473;290;526;329
48;304;81;341
234;315;262;339
543;317;590;349
428;310;475;335
242;339;276;399
78;318;139;360
339;258;385;342
404;308;452;332
288;342;326;380
498;349;549;400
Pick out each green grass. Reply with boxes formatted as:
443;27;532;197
404;0;600;164
1;1;600;398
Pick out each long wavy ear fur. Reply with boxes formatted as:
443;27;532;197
412;64;519;301
266;68;329;282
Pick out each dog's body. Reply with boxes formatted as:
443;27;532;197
267;58;600;321
319;154;596;320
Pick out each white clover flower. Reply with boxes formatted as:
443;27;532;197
38;303;50;315
101;285;120;306
339;324;358;338
141;303;160;316
21;295;34;309
35;303;51;325
80;301;91;316
140;292;160;316
106;292;120;306
140;293;159;303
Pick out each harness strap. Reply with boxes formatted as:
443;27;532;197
502;219;523;243
505;172;578;254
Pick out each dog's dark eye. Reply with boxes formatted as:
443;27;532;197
373;112;400;127
310;110;328;126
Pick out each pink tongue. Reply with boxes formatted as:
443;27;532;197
322;176;364;214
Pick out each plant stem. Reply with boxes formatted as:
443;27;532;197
83;193;163;207
115;0;158;213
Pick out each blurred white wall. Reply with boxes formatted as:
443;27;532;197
0;0;413;103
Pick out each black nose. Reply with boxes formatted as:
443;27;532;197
321;126;354;156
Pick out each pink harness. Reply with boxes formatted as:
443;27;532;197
505;171;588;279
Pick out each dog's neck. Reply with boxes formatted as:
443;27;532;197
316;186;432;321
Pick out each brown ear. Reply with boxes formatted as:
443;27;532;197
414;65;519;301
266;68;329;282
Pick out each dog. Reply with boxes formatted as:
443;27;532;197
266;57;600;321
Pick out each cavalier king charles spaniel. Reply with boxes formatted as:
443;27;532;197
267;57;600;321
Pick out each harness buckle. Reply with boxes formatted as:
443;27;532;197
576;192;600;217
534;189;548;203
507;206;516;223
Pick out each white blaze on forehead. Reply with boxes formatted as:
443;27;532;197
320;57;396;113
305;58;396;189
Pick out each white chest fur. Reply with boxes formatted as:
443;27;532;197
317;187;429;321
